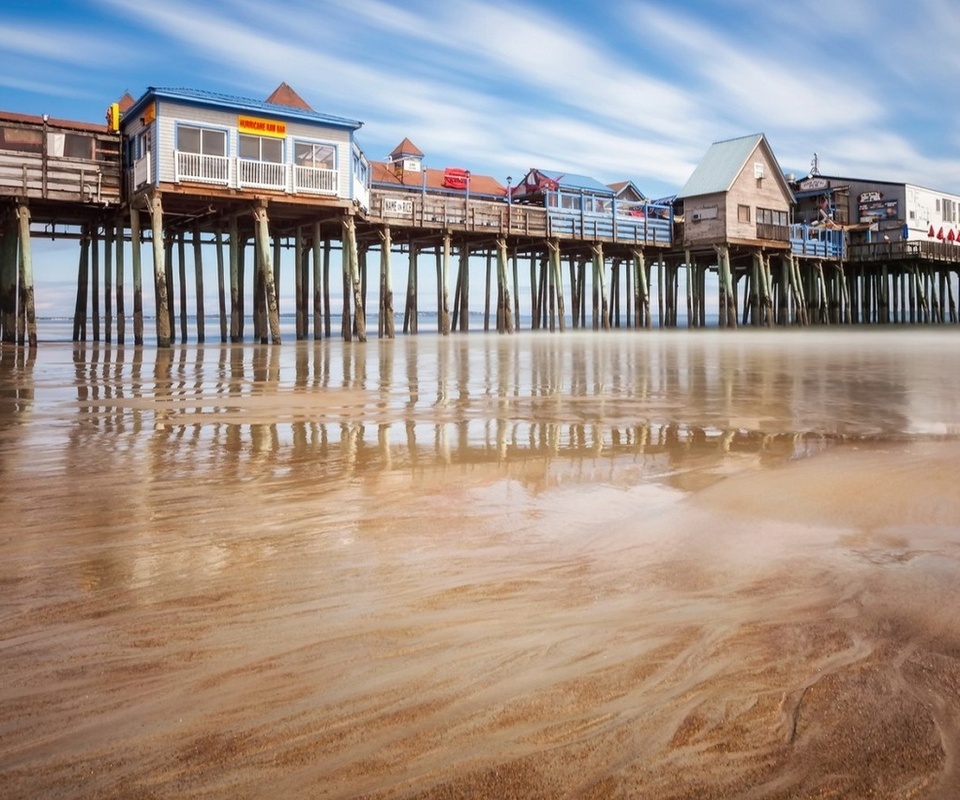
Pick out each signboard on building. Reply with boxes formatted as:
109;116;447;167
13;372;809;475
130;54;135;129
383;198;413;216
238;115;287;138
859;198;898;222
799;177;828;191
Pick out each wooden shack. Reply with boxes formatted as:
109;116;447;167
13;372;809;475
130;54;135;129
676;133;793;250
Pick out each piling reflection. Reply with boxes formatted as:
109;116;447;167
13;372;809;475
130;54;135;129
6;332;960;799
52;330;959;495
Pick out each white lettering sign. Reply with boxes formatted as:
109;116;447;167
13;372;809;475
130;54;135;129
383;198;413;216
799;177;828;191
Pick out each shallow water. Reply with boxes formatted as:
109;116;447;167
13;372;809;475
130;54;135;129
2;329;960;799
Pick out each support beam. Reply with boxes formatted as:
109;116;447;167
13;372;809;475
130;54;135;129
253;203;282;344
0;208;17;343
194;225;205;344
215;228;227;343
16;205;37;348
115;214;125;345
312;223;323;340
342;214;365;342
146;193;171;347
91;229;100;342
73;227;89;342
229;215;241;342
496;237;514;333
440;232;451;335
591;243;610;330
295;226;304;340
103;221;113;344
457;240;469;333
547;239;566;332
379;225;395;338
178;230;187;343
404;243;418;334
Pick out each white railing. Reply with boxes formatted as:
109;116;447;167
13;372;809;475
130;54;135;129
238;159;287;191
176;151;229;185
138;152;349;198
133;153;151;188
353;177;370;212
294;165;337;195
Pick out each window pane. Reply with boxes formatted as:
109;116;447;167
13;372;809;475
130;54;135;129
202;129;226;156
178;126;201;154
296;142;334;168
262;138;282;163
0;126;43;153
239;134;259;160
63;133;94;159
317;144;335;169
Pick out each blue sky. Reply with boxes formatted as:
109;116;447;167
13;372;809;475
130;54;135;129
5;0;960;197
4;0;960;320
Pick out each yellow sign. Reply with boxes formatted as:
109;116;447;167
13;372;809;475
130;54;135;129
142;103;156;125
238;115;287;138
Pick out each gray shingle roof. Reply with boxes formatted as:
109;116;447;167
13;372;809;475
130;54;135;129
676;133;764;199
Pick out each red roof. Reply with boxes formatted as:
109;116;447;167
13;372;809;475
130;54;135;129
0;109;109;133
264;82;313;110
389;137;424;159
371;161;506;198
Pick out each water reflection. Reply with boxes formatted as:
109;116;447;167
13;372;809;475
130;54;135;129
45;331;960;492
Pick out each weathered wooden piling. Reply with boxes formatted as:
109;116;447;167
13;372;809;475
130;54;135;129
193;226;205;344
130;208;144;345
496;237;513;334
16;205;36;348
228;215;240;343
115;215;125;345
0;208;17;344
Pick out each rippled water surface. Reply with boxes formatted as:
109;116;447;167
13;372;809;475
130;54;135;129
2;329;960;799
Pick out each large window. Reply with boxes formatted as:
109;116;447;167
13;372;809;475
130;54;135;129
240;133;282;162
58;133;95;159
757;207;788;226
295;142;335;170
177;125;226;157
943;198;956;223
0;125;43;153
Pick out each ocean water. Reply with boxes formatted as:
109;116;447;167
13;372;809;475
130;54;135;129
2;328;960;798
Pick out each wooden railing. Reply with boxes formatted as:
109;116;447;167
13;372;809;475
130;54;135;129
0;149;121;205
757;223;790;242
366;190;673;246
847;240;960;263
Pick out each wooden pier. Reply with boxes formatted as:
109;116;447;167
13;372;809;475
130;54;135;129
3;98;960;347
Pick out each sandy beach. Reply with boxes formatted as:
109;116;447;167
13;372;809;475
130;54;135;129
2;329;960;799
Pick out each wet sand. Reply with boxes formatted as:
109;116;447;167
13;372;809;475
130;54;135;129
2;329;960;799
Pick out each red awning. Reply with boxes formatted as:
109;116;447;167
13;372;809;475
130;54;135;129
442;168;469;190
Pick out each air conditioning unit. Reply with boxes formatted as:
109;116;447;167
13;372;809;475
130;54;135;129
691;212;702;222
